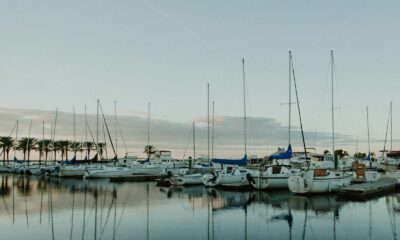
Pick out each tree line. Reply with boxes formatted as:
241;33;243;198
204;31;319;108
0;136;107;164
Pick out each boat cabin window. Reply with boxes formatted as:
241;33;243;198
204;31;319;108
314;169;328;177
226;166;233;173
272;166;282;174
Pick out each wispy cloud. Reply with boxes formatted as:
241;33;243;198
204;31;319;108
139;0;213;49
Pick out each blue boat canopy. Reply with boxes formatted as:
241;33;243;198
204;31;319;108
364;153;371;160
212;154;247;166
13;156;25;164
58;155;78;165
138;156;150;164
270;144;292;160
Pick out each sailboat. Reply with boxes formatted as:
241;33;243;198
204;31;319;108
362;106;380;182
288;51;352;194
249;51;301;190
202;59;249;188
379;102;399;167
169;122;207;186
58;104;102;178
84;101;137;178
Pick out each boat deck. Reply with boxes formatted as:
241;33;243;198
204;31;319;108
338;178;398;200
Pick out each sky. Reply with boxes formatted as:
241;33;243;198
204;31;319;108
0;1;400;158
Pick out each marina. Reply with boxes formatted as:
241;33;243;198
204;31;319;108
1;174;400;240
1;1;400;239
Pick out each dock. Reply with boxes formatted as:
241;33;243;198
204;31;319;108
109;175;162;182
338;178;398;200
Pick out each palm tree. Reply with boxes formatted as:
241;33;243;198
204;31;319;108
69;141;80;159
36;140;45;164
0;136;15;165
144;145;156;156
52;140;63;161
42;139;52;162
84;141;96;160
55;140;70;160
62;140;72;160
334;149;348;159
16;137;37;161
353;152;367;159
76;142;84;160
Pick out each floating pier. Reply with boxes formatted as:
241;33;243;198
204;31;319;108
338;178;398;200
109;175;161;182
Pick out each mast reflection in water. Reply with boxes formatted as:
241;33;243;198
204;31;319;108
0;174;400;239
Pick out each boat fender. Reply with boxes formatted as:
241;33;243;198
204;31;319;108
246;173;255;184
83;170;89;179
209;171;217;183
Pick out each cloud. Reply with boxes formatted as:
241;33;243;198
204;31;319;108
0;107;369;159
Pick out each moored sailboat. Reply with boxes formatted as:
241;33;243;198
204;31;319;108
249;52;300;190
203;59;250;189
288;51;352;194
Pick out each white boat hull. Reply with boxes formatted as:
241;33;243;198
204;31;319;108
170;173;203;186
203;169;250;188
251;175;290;189
288;170;352;194
58;165;101;177
249;166;300;190
84;167;136;178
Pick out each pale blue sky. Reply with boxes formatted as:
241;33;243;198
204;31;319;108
0;1;399;153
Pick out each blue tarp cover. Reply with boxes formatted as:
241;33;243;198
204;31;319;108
270;144;292;159
364;153;371;160
212;155;247;166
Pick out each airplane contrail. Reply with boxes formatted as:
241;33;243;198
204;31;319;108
139;0;213;49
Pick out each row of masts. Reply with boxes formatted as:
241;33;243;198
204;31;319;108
9;99;126;162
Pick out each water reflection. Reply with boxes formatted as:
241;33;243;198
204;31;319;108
0;174;400;239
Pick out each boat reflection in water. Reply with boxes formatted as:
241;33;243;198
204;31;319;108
2;174;400;240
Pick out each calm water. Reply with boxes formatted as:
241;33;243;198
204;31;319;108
0;174;399;240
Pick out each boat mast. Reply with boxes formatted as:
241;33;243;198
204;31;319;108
383;103;391;157
291;53;308;163
147;102;151;159
118;121;128;158
42;120;45;164
50;122;53;163
13;120;18;165
96;99;100;155
331;50;335;166
26;119;32;165
54;109;59;162
85;105;88;160
73;106;76;157
193;122;196;160
52;108;59;163
242;58;247;156
289;51;292;146
99;102;117;159
114;100;118;157
390;101;393;151
366;106;371;157
212;101;215;160
207;83;210;162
